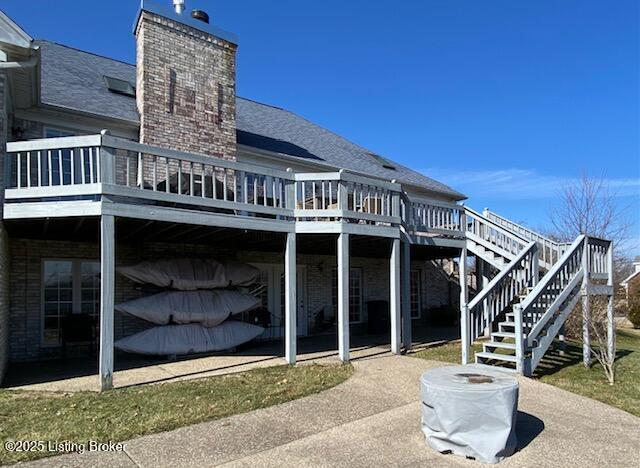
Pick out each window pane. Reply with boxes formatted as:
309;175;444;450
81;301;98;315
44;288;58;302
59;288;73;302
44;303;59;316
332;268;362;323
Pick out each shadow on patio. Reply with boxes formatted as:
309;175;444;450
3;326;459;392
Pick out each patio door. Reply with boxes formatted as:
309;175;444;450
251;263;307;338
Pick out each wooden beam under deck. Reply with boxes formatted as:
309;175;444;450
4;200;466;250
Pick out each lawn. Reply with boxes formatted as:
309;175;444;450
411;330;640;417
0;363;353;465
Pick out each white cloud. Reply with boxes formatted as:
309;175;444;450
423;168;640;200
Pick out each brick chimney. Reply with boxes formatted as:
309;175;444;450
134;1;237;160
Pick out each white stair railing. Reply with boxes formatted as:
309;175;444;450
483;208;570;269
463;242;538;359
464;207;530;263
518;235;585;374
517;235;612;375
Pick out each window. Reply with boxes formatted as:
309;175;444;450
104;75;136;97
410;269;422;319
42;260;100;346
44;127;75;138
332;268;363;323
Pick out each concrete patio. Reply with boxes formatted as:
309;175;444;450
20;352;640;468
3;326;458;392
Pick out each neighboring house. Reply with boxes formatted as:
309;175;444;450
620;257;640;305
0;2;615;390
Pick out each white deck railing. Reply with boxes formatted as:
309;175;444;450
464;206;530;259
483;208;571;268
465;241;538;343
4;134;466;236
401;196;464;236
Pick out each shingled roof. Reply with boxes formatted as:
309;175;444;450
35;40;465;199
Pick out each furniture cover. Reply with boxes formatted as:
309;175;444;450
420;364;519;464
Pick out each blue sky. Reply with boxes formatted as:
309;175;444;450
4;0;639;255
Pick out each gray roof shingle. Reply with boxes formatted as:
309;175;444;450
35;40;465;199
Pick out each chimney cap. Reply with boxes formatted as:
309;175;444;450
191;9;209;24
134;1;238;45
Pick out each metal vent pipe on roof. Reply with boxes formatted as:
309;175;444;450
173;0;185;14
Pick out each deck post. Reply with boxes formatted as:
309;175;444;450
99;214;115;391
581;236;591;368
606;241;616;362
337;232;350;362
284;232;297;365
459;245;470;364
99;130;115;184
476;258;490;337
401;240;412;351
390;238;401;355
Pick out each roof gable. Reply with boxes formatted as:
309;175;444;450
0;11;32;50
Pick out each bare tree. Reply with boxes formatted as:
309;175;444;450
549;172;630;384
550;172;632;248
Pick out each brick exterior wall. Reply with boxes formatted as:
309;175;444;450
135;10;237;159
0;73;10;382
7;238;452;362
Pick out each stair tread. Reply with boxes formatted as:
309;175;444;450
492;331;521;338
484;341;517;350
475;351;519;363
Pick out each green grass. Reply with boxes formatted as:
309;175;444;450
410;330;640;417
536;329;640;417
411;341;483;364
0;363;353;465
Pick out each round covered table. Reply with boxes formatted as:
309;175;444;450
420;364;519;464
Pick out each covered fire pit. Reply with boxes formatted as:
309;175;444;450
420;364;519;464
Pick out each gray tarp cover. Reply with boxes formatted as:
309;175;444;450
118;259;260;290
114;321;265;355
115;290;261;327
421;364;519;464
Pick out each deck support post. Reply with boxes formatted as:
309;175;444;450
99;214;115;391
401;240;412;352
476;258;490;337
582;236;591;368
337;233;350;362
284;232;297;365
459;245;470;364
606;241;616;363
390;238;401;355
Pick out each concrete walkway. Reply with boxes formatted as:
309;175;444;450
21;351;640;468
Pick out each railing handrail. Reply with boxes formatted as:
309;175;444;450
404;194;462;211
464;206;530;245
519;234;586;313
467;241;538;311
6;135;103;152
484;208;560;247
294;170;402;192
101;135;296;182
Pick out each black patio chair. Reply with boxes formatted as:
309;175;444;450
61;314;97;359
